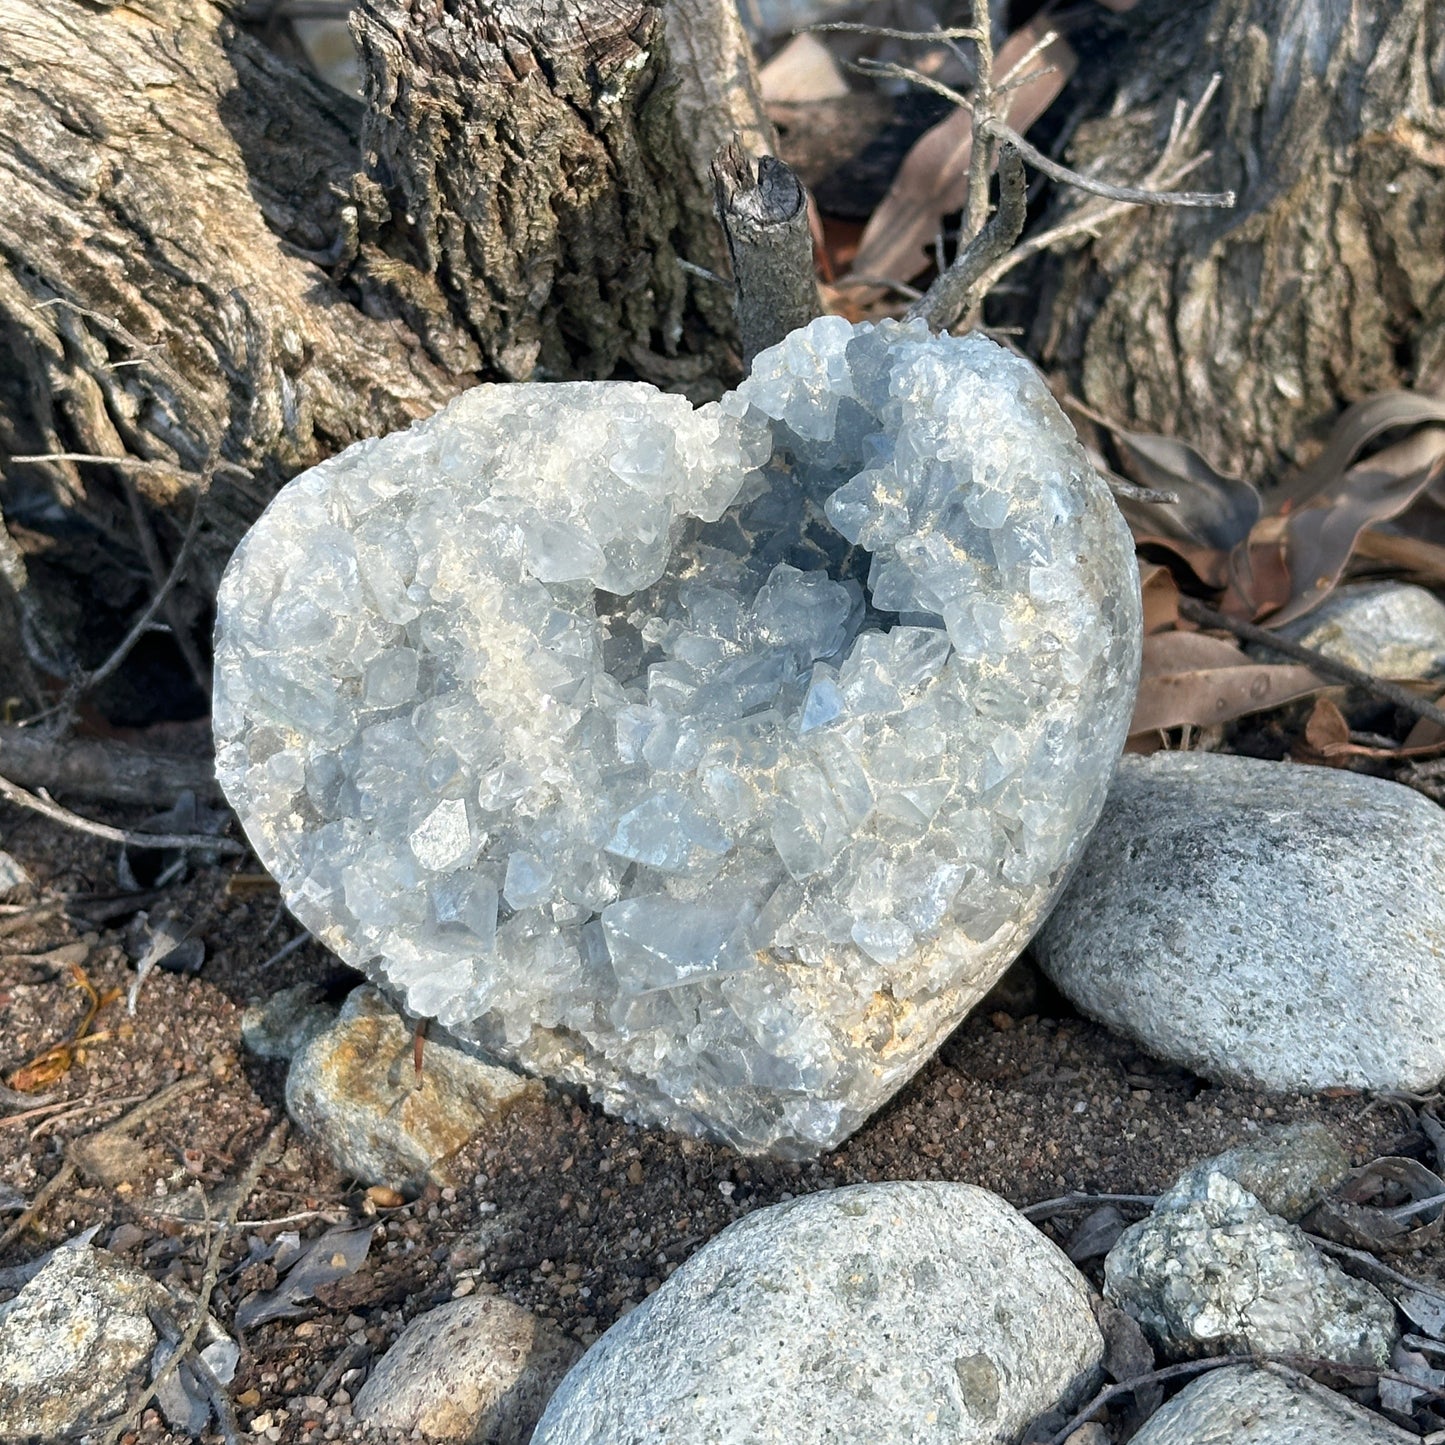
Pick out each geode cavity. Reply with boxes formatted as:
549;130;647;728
214;317;1141;1155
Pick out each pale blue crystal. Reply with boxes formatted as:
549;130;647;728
214;318;1141;1157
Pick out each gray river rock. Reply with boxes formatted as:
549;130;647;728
530;1181;1105;1445
1258;581;1445;680
1035;751;1445;1094
1104;1169;1398;1367
1127;1364;1416;1445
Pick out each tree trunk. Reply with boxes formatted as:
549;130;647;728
1031;0;1445;486
0;0;764;711
351;0;760;390
0;1;458;627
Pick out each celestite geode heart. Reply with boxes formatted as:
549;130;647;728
214;317;1141;1156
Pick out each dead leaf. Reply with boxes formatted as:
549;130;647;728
1295;690;1445;761
6;962;120;1092
234;1222;375;1331
1303;1156;1445;1253
1065;1205;1128;1262
1303;697;1351;755
1403;708;1445;749
1116;431;1261;575
1379;1345;1445;1417
1091;1296;1161;1423
1400;1289;1445;1340
759;32;848;103
1277;394;1445;512
847;20;1075;286
1223;514;1294;620
1130;631;1325;735
1138;563;1181;634
1241;423;1445;626
1094;392;1445;626
1141;631;1246;670
1356;528;1445;594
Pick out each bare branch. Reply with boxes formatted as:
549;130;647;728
907;142;1027;330
977;119;1235;208
0;726;222;806
960;75;1229;298
959;0;996;247
0;773;246;854
86;486;208;696
993;63;1059;99
809;22;986;45
993;29;1058;91
1021;1189;1158;1221
850;57;971;110
829;275;925;301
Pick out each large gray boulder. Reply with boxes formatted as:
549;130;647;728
1129;1364;1416;1444
1104;1170;1397;1367
531;1181;1105;1445
1034;752;1445;1093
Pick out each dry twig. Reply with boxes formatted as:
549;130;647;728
908;142;1027;329
9;452;223;729
971;76;1225;298
0;1072;212;1253
97;1121;289;1445
979;121;1233;209
1043;1351;1445;1445
712;140;821;368
1311;1236;1445;1308
146;1304;245;1445
1177;596;1445;733
0;725;222;807
845;0;1232;333
0;773;245;854
1021;1189;1159;1221
812;22;987;45
1041;1354;1257;1445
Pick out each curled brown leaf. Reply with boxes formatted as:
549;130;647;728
5;963;120;1093
1129;631;1325;736
1095;391;1445;625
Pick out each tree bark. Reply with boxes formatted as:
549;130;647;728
0;0;765;701
351;0;755;391
1031;0;1445;485
0;0;461;687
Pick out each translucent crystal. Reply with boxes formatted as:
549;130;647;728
214;318;1141;1157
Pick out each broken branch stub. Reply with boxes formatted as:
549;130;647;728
712;142;822;368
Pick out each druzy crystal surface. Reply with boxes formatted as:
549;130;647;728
214;317;1141;1156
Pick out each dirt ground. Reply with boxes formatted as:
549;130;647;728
2;794;1444;1445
